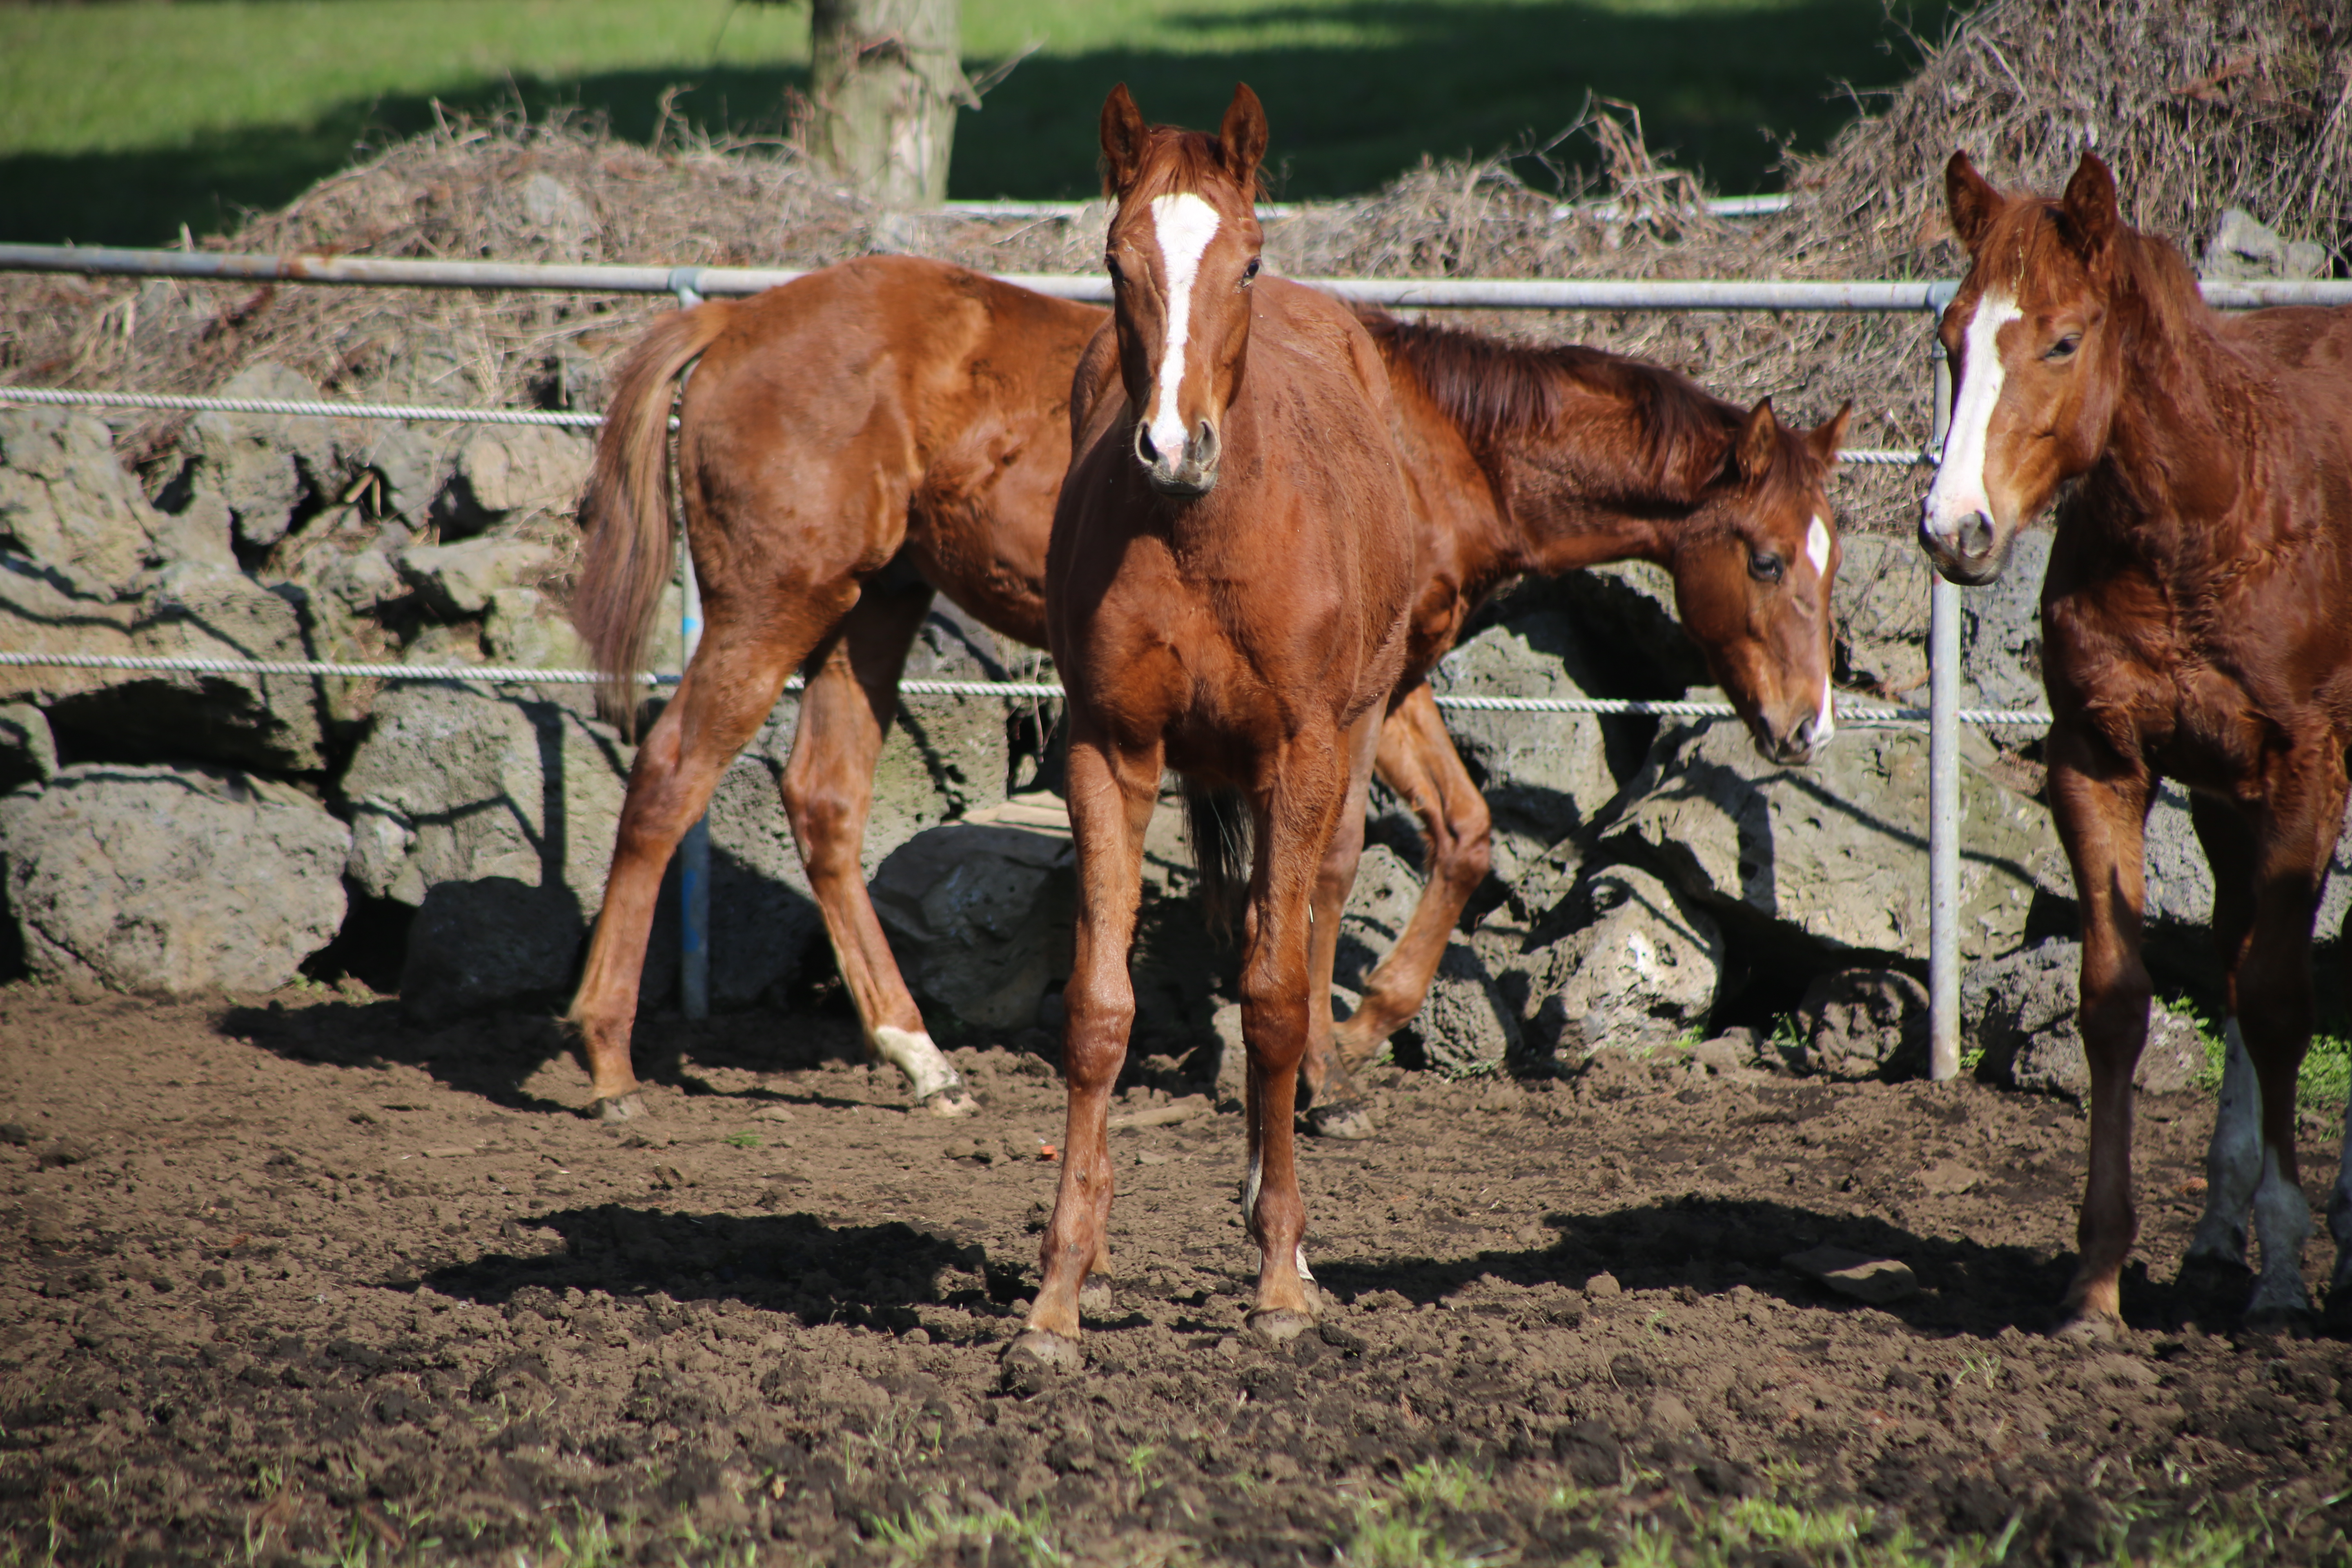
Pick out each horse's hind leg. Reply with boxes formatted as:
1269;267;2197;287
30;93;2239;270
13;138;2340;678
2185;794;2263;1274
1331;684;1492;1072
1301;710;1386;1140
782;574;975;1114
568;595;841;1118
1012;728;1159;1365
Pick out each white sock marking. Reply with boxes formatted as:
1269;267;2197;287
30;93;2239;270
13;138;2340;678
1144;193;1221;466
1805;515;1831;577
1923;290;2022;545
2188;1018;2261;1266
2248;1143;2313;1317
871;1025;963;1104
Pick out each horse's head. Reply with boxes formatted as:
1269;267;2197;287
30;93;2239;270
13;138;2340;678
1920;150;2125;585
1674;399;1852;765
1098;82;1268;497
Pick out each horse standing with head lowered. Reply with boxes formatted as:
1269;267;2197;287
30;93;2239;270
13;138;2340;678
1008;82;1418;1371
1920;150;2352;1334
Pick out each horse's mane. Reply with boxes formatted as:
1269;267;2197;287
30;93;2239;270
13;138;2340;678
1359;309;1746;501
1102;126;1270;205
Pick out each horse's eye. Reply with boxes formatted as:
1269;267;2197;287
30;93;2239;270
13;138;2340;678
1106;256;1125;285
2046;334;2080;362
1749;551;1784;583
1241;256;1261;286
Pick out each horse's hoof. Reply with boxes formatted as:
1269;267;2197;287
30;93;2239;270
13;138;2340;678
919;1085;980;1118
1000;1329;1082;1393
592;1093;647;1123
1079;1278;1113;1317
2052;1307;2123;1345
2242;1304;2319;1340
1303;1101;1377;1140
1245;1309;1314;1346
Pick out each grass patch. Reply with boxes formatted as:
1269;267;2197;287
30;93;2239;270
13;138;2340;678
2168;998;2352;1113
866;1496;1067;1566
2;0;1966;245
723;1129;762;1149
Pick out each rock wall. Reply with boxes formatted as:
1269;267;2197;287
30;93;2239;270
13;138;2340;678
0;376;2307;1098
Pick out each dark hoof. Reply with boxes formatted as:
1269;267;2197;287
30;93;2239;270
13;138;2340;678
1000;1329;1082;1393
919;1085;981;1118
1303;1101;1376;1140
1245;1309;1314;1346
592;1093;646;1123
2242;1305;2320;1340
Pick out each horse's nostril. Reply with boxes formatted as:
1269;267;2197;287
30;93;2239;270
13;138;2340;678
1959;510;1994;558
1134;422;1160;467
1194;419;1220;468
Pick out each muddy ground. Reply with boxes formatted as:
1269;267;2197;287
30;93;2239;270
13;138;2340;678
2;982;2349;1566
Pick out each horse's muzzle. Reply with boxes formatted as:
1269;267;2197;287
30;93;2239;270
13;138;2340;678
1917;507;2009;586
1135;418;1221;497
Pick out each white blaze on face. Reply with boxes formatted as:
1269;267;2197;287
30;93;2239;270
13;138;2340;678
1143;192;1221;464
1923;290;2023;541
1805;515;1831;578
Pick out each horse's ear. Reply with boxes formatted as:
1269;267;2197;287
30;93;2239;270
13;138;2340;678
1945;150;2000;254
1100;83;1149;197
2058;152;2118;261
1735;398;1781;482
1219;83;1269;189
1810;401;1854;466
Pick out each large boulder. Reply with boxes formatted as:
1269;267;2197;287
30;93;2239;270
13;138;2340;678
871;797;1074;1035
1798;966;1930;1081
0;406;221;597
1513;862;1723;1060
1396;942;1523;1076
1428;609;1640;885
0;763;347;996
1833;535;1933;699
436;426;592;537
396;536;555;617
1962;939;2207;1098
1960;529;2051;715
0;703;57;795
0;559;328;773
155;362;343;554
1601;717;2053;965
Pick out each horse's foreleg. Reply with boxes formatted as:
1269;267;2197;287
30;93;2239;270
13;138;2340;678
2046;735;2154;1336
782;579;975;1115
1298;709;1383;1138
2185;795;2262;1272
1333;684;1491;1071
568;615;819;1118
1015;731;1158;1363
1239;733;1352;1338
2229;762;2341;1323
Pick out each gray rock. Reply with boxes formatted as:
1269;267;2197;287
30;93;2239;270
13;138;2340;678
314;547;406;617
1396;944;1521;1076
165;363;341;553
1833;534;1933;699
1517;862;1723;1059
1487;559;1711;693
871;800;1074;1034
1430;609;1635;884
0;406;183;596
400;876;587;1028
397;536;553;617
862;603;1016;853
0;763;347;996
1799;966;1930;1081
1334;841;1421;995
2203;207;2328;283
439;427;591;534
1604;717;2051;964
483;586;590;670
1;560;327;773
0;703;58;794
1960;529;2051;715
1962;938;2207;1098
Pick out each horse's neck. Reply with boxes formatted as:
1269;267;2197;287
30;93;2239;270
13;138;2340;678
1485;428;1708;577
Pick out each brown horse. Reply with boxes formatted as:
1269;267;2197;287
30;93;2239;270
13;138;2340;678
1921;150;2352;1334
1010;82;1417;1371
563;225;1851;1132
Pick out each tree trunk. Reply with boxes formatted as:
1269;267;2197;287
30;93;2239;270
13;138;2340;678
807;0;969;207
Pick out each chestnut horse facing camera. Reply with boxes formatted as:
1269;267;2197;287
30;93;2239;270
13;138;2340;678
1922;150;2352;1334
1013;82;1419;1370
562;169;1850;1136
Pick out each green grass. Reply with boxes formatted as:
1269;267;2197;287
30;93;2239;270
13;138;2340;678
0;0;1968;246
2170;999;2352;1113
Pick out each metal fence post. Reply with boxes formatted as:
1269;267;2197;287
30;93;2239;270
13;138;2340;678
1926;294;1960;1081
670;269;712;1021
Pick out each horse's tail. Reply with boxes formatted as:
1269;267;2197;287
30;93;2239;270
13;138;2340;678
572;301;731;733
1183;784;1253;938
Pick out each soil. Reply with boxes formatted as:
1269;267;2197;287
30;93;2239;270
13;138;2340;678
2;983;2349;1566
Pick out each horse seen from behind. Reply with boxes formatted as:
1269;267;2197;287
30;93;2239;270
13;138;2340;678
1920;149;2352;1334
1009;82;1418;1374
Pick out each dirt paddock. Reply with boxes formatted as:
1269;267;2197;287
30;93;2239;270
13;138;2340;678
2;983;2348;1566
